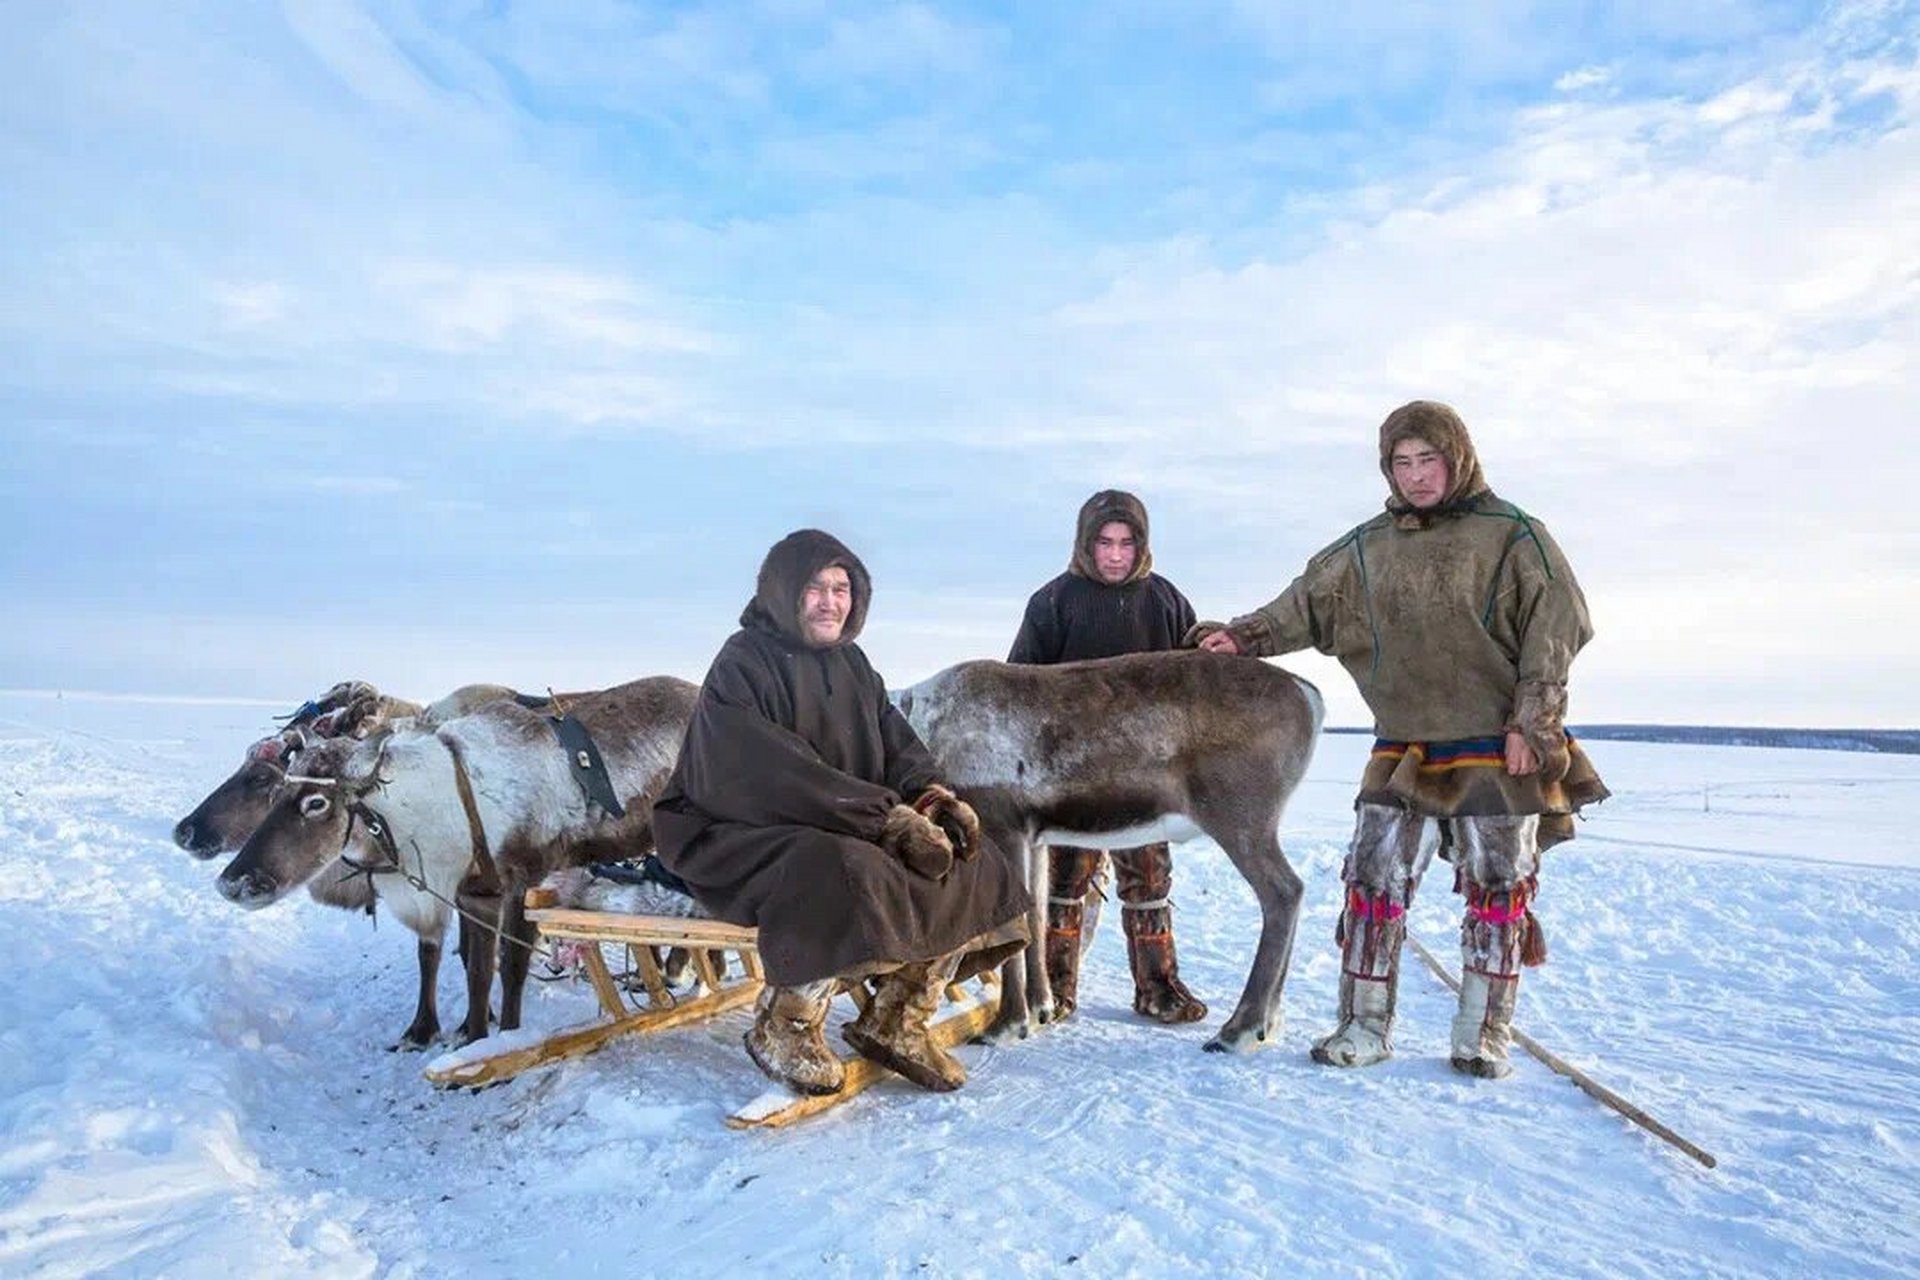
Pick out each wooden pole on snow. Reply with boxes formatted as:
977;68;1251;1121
1406;931;1719;1170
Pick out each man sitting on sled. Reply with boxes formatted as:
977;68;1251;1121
653;529;1030;1096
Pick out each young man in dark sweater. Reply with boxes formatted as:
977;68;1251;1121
1007;490;1206;1024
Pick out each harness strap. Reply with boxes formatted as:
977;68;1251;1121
441;734;503;895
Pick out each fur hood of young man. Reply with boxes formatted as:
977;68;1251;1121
1378;400;1491;529
1009;490;1196;665
741;527;872;647
1069;489;1155;583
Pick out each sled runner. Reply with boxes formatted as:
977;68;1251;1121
423;894;1000;1129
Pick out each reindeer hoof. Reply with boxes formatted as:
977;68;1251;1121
391;1026;438;1052
975;1017;1033;1046
1204;1021;1273;1054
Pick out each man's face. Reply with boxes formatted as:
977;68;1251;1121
1091;520;1139;584
798;565;853;646
1389;438;1451;510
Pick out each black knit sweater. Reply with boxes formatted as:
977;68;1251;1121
1007;572;1198;665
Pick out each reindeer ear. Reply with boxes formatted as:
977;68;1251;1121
342;729;395;787
245;736;284;764
337;695;382;738
316;681;359;711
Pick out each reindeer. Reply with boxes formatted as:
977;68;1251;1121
896;650;1322;1052
172;680;422;858
216;677;698;1046
174;681;555;1048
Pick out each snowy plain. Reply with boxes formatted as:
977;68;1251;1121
1;689;1916;1279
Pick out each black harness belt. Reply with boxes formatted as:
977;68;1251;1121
511;691;626;820
548;713;626;819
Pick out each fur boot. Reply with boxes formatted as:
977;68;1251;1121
1450;970;1518;1079
1115;843;1207;1024
744;980;845;1096
1310;972;1397;1067
1450;866;1531;1078
1310;881;1408;1067
1045;846;1104;1019
842;953;966;1092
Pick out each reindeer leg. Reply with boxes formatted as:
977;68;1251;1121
981;833;1045;1044
1029;840;1057;1024
1204;821;1304;1054
981;952;1031;1044
393;932;442;1051
497;873;536;1032
455;893;500;1046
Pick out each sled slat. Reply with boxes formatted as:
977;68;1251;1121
425;981;762;1089
633;945;675;1007
579;943;628;1020
525;908;757;949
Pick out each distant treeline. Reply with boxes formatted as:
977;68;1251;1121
1323;725;1920;756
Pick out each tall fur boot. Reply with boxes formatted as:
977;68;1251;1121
1045;846;1104;1020
1450;971;1518;1079
1451;873;1532;1079
1310;883;1407;1067
744;980;844;1096
1116;844;1207;1024
1311;972;1397;1066
842;952;966;1092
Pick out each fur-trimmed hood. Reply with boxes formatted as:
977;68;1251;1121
1069;489;1154;583
1378;401;1491;528
740;528;872;648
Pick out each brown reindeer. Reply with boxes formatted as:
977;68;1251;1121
216;678;698;1045
896;650;1322;1051
172;680;420;859
178;680;582;1047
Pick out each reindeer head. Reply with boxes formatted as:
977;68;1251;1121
215;735;387;909
172;729;311;858
176;679;411;858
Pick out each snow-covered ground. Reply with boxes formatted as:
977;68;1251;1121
2;691;1916;1279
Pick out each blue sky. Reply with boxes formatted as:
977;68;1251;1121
3;1;1916;726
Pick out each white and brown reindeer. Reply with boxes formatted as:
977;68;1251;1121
172;680;422;858
215;678;698;1046
176;680;552;1048
896;650;1322;1052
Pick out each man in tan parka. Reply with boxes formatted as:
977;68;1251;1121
1194;401;1608;1078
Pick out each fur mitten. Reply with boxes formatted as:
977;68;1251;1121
913;784;980;861
1183;621;1226;648
1182;615;1271;655
881;804;954;880
1507;679;1571;783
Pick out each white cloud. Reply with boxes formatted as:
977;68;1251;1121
1555;65;1613;93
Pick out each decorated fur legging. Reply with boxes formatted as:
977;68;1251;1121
1338;803;1544;983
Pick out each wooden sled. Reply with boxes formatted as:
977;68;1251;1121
423;894;1000;1130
